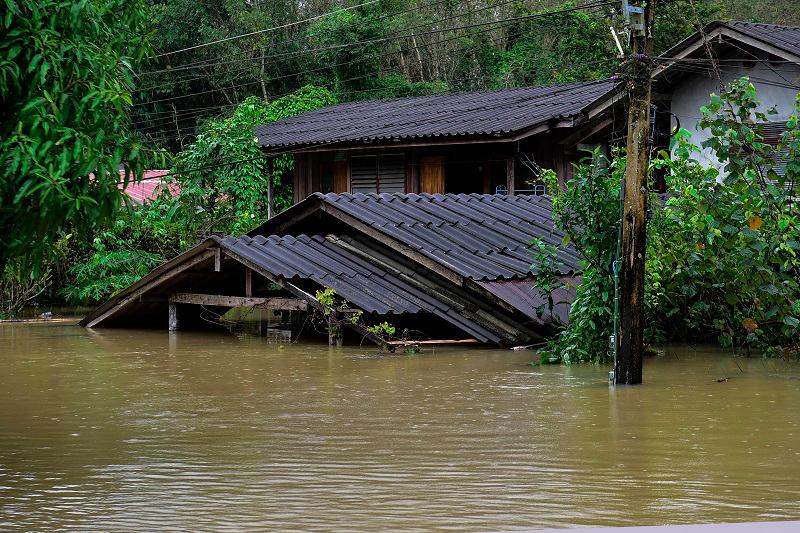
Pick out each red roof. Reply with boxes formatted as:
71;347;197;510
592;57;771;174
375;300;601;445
118;171;178;204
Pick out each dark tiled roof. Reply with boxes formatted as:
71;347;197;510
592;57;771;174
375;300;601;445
218;234;436;315
477;278;577;325
719;21;800;59
256;192;582;281
215;233;509;342
256;80;614;150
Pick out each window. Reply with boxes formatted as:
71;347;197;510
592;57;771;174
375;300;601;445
350;154;405;194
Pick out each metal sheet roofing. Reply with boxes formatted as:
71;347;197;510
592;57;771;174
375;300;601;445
255;80;614;150
477;278;577;325
216;233;503;342
718;21;800;59
257;192;582;281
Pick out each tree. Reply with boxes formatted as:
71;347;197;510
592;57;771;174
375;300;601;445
159;85;336;246
0;0;155;273
532;79;800;362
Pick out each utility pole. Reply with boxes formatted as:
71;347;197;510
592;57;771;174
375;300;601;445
615;0;655;385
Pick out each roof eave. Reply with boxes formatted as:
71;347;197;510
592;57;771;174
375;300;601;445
257;124;560;154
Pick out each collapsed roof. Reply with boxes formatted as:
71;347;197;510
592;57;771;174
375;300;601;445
81;193;580;346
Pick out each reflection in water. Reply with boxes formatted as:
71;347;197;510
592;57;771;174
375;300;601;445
1;323;799;531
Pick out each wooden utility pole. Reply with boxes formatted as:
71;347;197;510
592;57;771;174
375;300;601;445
615;0;655;385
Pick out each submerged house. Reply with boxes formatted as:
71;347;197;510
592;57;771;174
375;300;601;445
82;21;800;345
80;193;580;346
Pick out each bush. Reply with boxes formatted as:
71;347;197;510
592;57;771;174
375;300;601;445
534;78;800;362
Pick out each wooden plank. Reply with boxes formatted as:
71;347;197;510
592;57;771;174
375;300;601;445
169;293;307;311
386;339;480;346
420;155;445;194
333;159;348;193
506;156;515;196
215;248;391;350
84;249;216;328
168;302;179;331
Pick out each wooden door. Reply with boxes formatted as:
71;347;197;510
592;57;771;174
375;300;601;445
420;156;445;194
333;160;348;193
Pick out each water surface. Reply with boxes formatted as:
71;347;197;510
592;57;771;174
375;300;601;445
1;323;799;531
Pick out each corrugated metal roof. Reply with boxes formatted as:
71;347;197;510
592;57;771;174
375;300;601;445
257;193;582;281
719;21;800;59
255;80;614;150
477;278;578;325
215;233;503;342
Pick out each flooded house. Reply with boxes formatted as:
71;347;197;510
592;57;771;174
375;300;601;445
81;21;800;346
80;193;579;347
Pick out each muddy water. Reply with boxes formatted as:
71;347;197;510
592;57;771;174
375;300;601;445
1;323;799;532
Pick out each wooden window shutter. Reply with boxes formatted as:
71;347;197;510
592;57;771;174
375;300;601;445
350;154;406;193
420;156;445;194
333;160;348;193
350;155;378;193
377;154;405;193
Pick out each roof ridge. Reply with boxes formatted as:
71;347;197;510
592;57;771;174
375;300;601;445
722;20;800;31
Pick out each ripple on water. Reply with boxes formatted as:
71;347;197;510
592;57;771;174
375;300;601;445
1;325;800;531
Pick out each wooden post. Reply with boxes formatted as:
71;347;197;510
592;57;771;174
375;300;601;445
506;156;515;195
615;0;655;385
168;302;179;331
328;316;343;347
266;165;274;219
245;269;253;298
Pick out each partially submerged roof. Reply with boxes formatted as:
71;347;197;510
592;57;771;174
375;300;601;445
81;193;579;345
255;80;614;151
252;192;582;281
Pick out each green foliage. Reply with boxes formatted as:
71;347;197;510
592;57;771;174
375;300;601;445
367;322;396;337
160;86;336;245
532;149;623;363
0;0;157;273
315;287;338;315
535;79;800;362
61;249;161;305
648;79;800;354
59;204;177;305
484;7;614;88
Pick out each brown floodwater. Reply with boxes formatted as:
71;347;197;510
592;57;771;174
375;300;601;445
1;322;799;532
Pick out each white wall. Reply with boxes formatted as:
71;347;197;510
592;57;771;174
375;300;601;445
670;61;800;169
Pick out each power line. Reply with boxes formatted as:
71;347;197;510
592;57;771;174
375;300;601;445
136;0;522;94
155;0;382;58
141;0;613;78
132;29;617;138
142;0;517;77
132;0;615;108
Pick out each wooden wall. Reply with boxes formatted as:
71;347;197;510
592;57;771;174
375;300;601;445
287;131;596;204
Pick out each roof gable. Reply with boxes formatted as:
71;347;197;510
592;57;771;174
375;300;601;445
255;80;614;151
663;21;800;63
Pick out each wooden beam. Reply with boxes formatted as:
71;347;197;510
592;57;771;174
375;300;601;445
214;247;221;272
84;249;216;328
245;269;252;297
506;156;515;196
211;247;391;349
387;339;479;346
168;302;179;331
169;293;307;311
